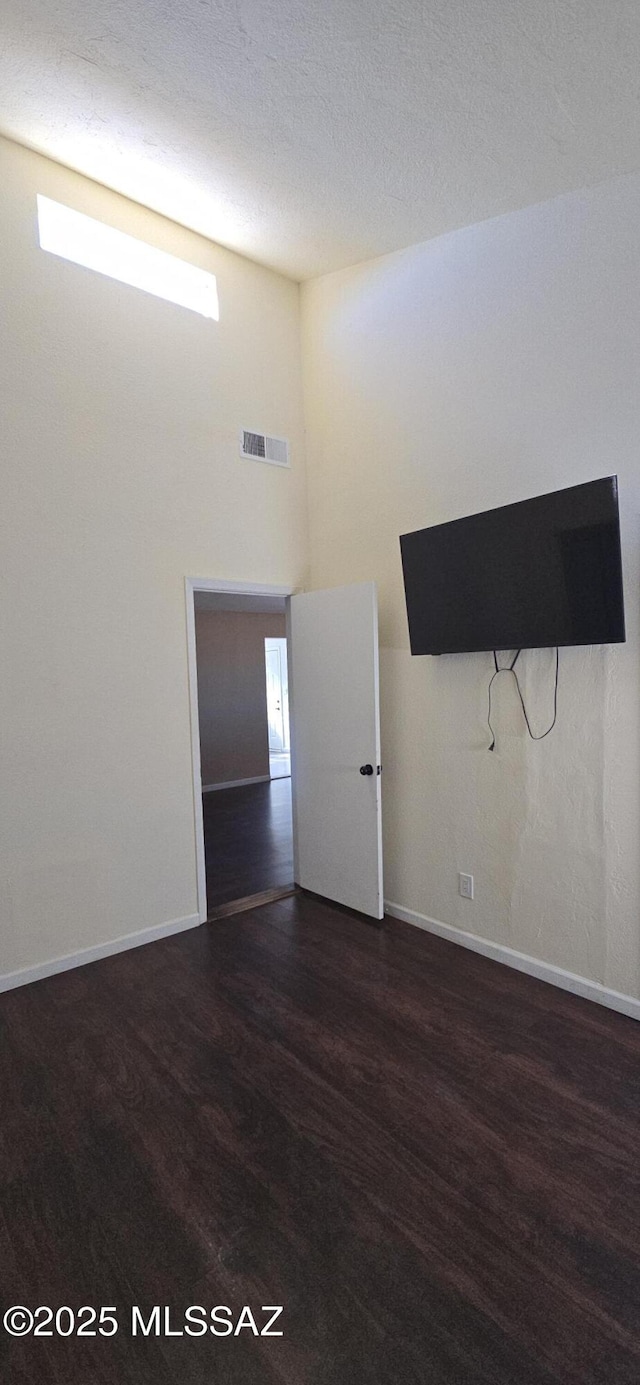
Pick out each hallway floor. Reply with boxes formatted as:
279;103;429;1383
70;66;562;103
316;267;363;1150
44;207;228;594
203;777;293;912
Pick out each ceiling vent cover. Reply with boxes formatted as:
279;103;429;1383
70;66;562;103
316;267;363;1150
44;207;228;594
240;429;290;467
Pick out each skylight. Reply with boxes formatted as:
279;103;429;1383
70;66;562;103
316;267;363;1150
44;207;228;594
37;196;219;321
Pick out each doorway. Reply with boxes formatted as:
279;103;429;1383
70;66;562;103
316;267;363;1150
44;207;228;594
265;636;291;779
185;578;295;922
186;576;384;925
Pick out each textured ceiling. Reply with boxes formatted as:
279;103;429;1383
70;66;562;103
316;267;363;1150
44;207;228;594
2;1;640;278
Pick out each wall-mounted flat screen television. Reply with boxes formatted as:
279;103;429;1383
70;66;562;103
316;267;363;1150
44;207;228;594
400;477;625;655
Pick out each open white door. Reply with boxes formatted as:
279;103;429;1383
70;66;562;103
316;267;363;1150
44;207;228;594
288;582;383;919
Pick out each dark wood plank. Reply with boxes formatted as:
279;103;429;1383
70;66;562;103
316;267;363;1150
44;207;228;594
203;778;293;911
2;893;640;1382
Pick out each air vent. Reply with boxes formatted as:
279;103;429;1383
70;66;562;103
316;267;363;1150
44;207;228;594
240;429;290;467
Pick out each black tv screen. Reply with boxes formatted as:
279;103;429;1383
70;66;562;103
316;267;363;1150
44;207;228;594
400;477;625;655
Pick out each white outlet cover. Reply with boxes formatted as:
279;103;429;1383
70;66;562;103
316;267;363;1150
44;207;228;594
459;872;474;900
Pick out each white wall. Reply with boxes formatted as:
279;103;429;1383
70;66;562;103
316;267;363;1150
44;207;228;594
301;172;640;1000
0;136;308;980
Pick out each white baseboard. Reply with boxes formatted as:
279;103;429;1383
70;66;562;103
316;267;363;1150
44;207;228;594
202;775;270;792
0;912;201;996
385;901;640;1023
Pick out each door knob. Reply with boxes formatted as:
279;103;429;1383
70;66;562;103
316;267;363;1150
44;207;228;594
360;764;374;775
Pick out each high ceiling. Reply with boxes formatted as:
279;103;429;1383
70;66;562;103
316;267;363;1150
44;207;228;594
2;1;640;279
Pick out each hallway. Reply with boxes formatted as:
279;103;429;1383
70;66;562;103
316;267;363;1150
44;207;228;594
203;777;293;912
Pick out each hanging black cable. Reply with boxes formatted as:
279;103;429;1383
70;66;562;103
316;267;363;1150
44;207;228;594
487;647;559;752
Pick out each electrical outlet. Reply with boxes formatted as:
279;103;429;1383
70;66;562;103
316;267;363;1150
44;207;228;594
458;872;474;900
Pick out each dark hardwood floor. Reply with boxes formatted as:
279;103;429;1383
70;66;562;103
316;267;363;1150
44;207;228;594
203;777;293;911
2;893;640;1383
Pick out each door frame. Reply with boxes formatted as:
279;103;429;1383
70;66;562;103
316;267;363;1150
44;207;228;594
185;576;294;923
